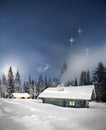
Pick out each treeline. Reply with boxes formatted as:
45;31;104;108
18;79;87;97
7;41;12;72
80;62;106;102
0;67;22;98
61;62;106;102
0;67;60;98
0;62;106;102
24;76;60;96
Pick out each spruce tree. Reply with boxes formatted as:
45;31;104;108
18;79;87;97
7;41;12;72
45;76;48;89
93;62;106;102
86;70;91;85
23;82;29;93
74;78;78;86
7;67;14;97
48;77;52;87
29;80;36;99
79;70;90;86
83;71;87;85
93;62;106;87
2;74;7;85
59;63;67;80
79;71;84;86
0;85;2;97
0;79;2;85
29;75;31;85
38;75;45;93
15;70;21;92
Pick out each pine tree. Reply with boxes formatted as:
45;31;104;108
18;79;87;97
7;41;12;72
0;79;2;85
7;67;14;97
86;70;91;85
93;62;106;87
29;75;31;85
38;75;45;93
48;77;53;87
59;63;67;80
44;76;48;89
23;82;29;93
79;71;84;86
29;80;36;99
83;71;87;85
15;70;21;92
23;82;26;92
2;74;7;85
0;85;2;97
74;78;78;86
79;70;91;86
93;62;106;102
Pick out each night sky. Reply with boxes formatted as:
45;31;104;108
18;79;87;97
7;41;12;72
0;0;106;82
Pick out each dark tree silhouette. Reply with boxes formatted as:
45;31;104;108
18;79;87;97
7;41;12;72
93;62;106;102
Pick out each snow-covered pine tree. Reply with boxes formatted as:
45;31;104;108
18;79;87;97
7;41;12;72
29;80;36;99
2;74;7;85
15;70;21;92
23;82;29;93
0;75;8;98
0;85;2;97
48;77;53;87
7;67;14;97
38;75;45;93
44;76;49;89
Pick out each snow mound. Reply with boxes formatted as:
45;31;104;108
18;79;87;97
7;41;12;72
0;99;106;130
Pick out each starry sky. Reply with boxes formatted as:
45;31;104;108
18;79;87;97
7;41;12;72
0;0;106;82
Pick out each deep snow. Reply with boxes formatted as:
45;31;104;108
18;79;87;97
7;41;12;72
0;98;106;130
39;85;94;100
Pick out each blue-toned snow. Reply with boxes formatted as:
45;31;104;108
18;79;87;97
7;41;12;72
0;99;106;130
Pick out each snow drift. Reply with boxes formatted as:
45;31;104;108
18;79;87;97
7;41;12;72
0;99;106;130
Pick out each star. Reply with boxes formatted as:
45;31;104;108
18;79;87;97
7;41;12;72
78;27;82;34
84;48;91;56
69;37;74;47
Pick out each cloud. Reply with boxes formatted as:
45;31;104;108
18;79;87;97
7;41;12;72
38;64;50;72
43;64;50;71
61;45;106;83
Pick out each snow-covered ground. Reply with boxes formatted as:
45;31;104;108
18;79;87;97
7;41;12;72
0;98;106;130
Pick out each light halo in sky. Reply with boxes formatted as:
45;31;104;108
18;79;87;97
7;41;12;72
3;65;17;77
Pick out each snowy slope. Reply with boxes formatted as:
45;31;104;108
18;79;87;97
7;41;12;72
0;98;106;130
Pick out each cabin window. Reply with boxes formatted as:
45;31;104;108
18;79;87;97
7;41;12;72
21;97;25;99
69;100;75;106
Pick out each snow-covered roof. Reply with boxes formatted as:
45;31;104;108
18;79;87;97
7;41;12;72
39;85;95;100
12;93;30;98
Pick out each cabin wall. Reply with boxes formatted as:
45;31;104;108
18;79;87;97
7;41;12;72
43;98;65;106
42;98;89;108
12;96;30;99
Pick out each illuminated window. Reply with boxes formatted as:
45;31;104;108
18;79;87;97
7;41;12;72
70;100;75;106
